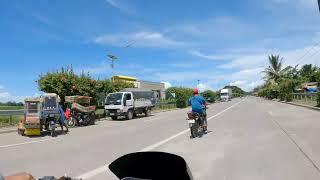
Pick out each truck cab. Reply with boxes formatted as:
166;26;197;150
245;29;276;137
220;89;232;102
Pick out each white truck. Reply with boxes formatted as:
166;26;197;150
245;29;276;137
220;88;232;102
105;89;156;120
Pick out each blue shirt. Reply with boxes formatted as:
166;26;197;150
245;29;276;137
189;95;206;114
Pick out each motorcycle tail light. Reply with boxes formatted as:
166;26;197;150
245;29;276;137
187;112;194;119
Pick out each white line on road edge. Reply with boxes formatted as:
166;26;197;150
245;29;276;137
0;138;57;148
77;98;246;179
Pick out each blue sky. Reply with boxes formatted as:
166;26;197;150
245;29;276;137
1;0;320;102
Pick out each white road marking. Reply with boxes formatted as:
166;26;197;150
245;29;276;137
77;98;246;179
0;138;58;148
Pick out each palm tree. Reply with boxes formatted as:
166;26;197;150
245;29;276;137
263;54;291;84
299;64;318;81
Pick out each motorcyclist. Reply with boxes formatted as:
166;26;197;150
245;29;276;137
188;88;207;130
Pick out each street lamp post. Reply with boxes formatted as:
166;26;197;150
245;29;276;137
107;54;118;82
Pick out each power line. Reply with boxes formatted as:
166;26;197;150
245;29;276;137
295;40;320;64
303;46;320;60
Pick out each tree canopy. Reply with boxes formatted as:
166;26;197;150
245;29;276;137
37;66;134;105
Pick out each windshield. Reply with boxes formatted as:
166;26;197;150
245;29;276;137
44;97;57;109
26;102;39;114
106;93;123;105
221;93;229;96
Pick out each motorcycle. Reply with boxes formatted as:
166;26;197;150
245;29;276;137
43;114;59;137
64;96;96;128
187;108;207;138
41;93;61;137
6;152;193;180
66;110;94;127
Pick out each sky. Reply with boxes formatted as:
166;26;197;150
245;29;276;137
1;0;320;102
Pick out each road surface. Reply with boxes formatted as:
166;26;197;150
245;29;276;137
1;97;320;180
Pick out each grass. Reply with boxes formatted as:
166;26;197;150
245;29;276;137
0;115;23;128
95;109;105;115
95;108;106;119
153;103;177;111
0;106;24;110
292;99;317;107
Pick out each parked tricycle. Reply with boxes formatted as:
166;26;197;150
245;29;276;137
65;96;96;128
18;98;42;136
40;93;61;137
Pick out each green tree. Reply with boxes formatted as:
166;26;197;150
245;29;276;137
299;64;318;82
263;54;291;84
38;66;134;105
201;90;216;103
166;87;193;108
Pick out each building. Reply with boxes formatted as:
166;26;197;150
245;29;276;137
112;75;166;100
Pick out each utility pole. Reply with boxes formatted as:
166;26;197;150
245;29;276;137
107;54;118;82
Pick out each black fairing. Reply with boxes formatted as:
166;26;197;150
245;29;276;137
109;152;193;180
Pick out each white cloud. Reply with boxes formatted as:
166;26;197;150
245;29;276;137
161;82;172;89
270;0;317;9
105;0;136;14
230;80;247;86
197;83;213;92
75;61;111;75
233;47;320;70
189;50;234;61
0;92;27;103
0;92;10;98
154;71;216;82
94;31;186;48
166;16;256;41
230;68;264;80
0;91;42;103
229;80;264;92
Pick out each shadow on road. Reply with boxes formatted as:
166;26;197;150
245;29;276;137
108;115;156;121
27;130;68;138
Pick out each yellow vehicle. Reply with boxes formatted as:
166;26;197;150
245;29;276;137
18;98;42;136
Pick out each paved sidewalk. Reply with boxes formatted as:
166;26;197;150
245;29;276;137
0;126;16;134
273;99;320;111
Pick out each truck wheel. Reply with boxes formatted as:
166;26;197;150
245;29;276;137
126;110;133;120
144;108;151;117
111;116;118;120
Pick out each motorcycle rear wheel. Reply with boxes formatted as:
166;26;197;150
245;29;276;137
190;121;199;138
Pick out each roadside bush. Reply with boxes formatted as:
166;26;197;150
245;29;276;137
278;79;298;102
258;85;278;99
201;90;216;103
166;87;193;108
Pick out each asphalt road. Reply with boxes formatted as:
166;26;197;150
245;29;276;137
1;97;320;180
